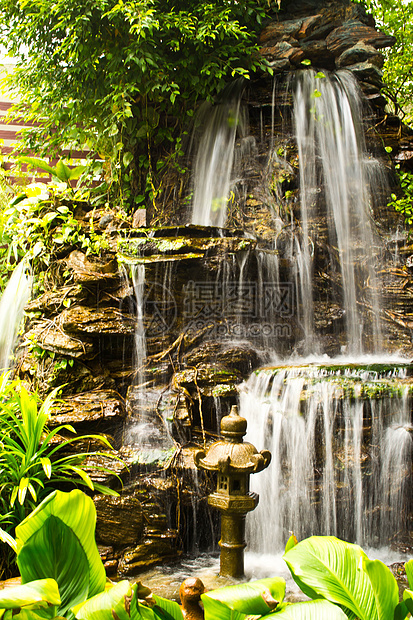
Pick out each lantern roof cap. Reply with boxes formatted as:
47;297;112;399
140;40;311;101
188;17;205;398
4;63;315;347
220;405;247;441
194;405;271;474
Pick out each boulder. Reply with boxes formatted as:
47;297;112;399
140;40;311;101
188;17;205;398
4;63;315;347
51;389;126;429
259;19;303;45
118;538;178;575
66;250;119;285
336;42;384;68
326;21;396;57
23;320;94;358
346;61;384;88
94;494;144;546
60;306;136;335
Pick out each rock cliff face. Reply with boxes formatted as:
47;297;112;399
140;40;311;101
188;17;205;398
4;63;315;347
15;0;413;573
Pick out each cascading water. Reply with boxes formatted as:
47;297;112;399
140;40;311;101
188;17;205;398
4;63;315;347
131;263;146;388
0;260;31;371
190;84;252;227
238;70;412;555
242;364;413;550
292;70;383;355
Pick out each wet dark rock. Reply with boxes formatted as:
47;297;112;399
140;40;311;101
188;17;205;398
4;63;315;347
267;58;292;73
183;342;260;375
336;42;384;68
298;41;333;66
94;494;144;545
51;389;126;429
119;538;178;575
23;320;94;358
173;365;242;390
260;19;304;45
260;41;300;63
98;214;114;230
345;61;384;88
60;306;136;335
297;15;323;39
25;285;85;317
326;21;396;57
119;235;256;260
67;250;119;284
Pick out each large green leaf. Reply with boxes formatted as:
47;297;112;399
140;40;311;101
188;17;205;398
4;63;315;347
406;560;413;589
0;579;60;611
283;536;377;620
18;157;56;177
152;596;183;620
72;581;181;620
202;577;285;619
72;580;133;620
363;557;398;620
265;599;348;619
16;490;106;617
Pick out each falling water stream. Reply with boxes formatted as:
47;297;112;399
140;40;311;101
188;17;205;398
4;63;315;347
240;71;411;556
0;260;31;371
127;68;411;576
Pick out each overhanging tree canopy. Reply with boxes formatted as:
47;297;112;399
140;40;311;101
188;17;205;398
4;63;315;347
0;0;274;210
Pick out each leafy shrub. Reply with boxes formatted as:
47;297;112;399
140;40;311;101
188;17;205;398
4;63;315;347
0;375;120;579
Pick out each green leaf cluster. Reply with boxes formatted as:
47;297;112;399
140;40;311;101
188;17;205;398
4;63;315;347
388;166;413;227
0;0;274;210
0;376;120;577
284;535;413;620
2;489;412;620
357;0;413;124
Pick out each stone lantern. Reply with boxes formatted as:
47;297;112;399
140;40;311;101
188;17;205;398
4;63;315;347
194;405;271;578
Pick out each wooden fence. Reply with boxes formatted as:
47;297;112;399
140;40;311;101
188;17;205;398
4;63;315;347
0;100;92;186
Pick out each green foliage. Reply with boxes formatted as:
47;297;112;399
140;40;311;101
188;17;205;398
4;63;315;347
0;374;119;577
16;490;106;618
388;166;413;226
19;158;87;187
0;0;274;211
357;0;413;124
284;536;412;620
0;578;61;619
202;578;286;618
2;492;412;620
1;181;109;290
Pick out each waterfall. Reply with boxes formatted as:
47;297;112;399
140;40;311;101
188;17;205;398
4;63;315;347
242;364;412;551
190;84;248;227
293;70;382;355
131;263;146;388
0;260;31;371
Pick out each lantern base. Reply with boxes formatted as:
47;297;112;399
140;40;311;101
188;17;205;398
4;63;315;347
219;513;248;578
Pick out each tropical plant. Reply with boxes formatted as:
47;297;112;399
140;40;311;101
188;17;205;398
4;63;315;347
0;374;120;578
1;179;109;292
2;490;412;620
19;157;87;189
284;535;413;620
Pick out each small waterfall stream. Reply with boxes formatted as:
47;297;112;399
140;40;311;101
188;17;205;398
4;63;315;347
242;364;412;550
0;260;31;371
236;72;411;553
293;70;383;355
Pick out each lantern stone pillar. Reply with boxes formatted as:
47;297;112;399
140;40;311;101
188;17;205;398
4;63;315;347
194;405;271;578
